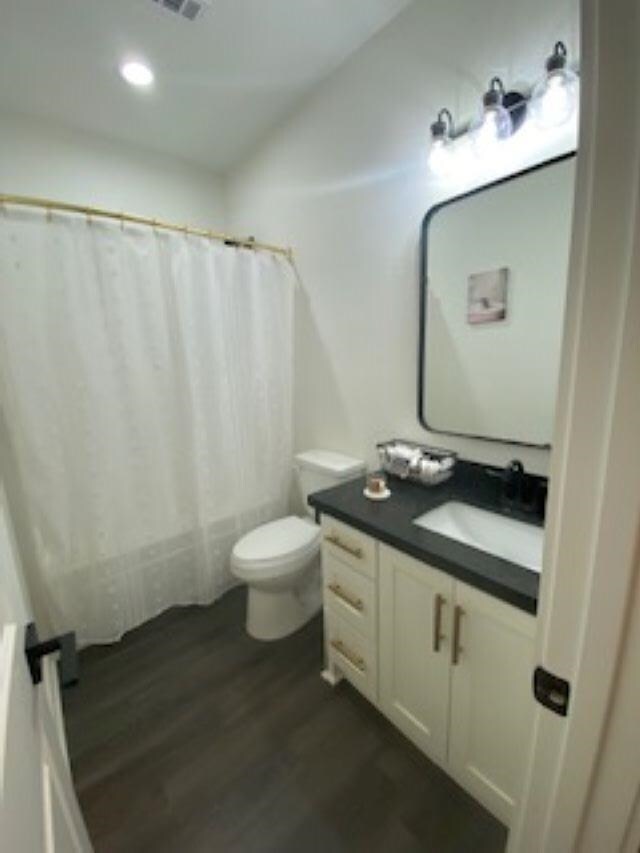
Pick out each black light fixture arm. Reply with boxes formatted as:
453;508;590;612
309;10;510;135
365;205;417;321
547;41;568;72
430;107;454;140
437;107;453;129
483;76;506;107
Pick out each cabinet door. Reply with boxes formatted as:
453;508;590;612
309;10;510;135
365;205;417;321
379;544;454;766
448;581;536;826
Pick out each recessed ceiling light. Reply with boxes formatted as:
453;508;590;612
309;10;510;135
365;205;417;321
120;60;154;88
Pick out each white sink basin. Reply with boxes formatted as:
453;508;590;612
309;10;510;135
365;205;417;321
413;501;543;573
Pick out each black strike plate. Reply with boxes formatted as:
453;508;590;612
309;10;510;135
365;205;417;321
533;665;570;717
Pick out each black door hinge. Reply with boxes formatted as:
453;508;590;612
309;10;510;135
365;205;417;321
25;622;79;688
533;665;570;716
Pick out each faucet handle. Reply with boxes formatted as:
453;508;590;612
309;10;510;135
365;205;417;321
502;459;525;503
485;460;524;481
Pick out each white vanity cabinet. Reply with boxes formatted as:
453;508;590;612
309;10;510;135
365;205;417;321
320;516;537;827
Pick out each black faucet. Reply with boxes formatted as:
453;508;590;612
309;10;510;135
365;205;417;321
502;459;525;504
497;459;547;519
484;459;547;519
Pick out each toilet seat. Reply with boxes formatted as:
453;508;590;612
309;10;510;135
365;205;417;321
231;515;321;580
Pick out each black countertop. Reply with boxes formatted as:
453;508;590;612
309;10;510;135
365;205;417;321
308;461;543;614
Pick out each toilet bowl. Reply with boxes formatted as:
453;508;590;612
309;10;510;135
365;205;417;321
231;450;365;641
232;515;322;640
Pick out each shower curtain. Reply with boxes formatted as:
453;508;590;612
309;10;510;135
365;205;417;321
0;206;294;645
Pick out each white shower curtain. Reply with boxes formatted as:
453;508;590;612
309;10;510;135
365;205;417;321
0;206;294;645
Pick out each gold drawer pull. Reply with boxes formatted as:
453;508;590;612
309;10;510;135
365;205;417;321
328;582;364;612
324;533;363;559
452;605;465;666
330;639;366;673
433;593;446;653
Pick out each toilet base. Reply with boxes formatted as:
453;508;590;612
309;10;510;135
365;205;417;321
246;584;321;641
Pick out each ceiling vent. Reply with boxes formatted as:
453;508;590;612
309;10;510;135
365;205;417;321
151;0;211;21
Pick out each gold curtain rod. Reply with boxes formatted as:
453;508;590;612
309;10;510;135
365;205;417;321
0;193;293;261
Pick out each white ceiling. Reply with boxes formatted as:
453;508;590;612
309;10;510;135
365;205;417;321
0;0;411;173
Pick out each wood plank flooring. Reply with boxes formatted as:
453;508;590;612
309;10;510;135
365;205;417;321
63;587;507;853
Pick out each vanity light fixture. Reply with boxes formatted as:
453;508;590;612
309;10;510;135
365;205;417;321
428;39;577;174
530;41;579;129
428;108;455;175
120;60;155;88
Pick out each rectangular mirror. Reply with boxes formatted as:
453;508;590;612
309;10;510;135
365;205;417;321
419;153;576;447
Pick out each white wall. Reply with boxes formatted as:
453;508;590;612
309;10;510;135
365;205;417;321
225;0;579;473
0;110;224;227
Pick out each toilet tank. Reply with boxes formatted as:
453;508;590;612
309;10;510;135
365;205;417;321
294;450;366;517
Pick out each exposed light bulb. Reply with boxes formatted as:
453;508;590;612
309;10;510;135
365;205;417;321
429;137;453;176
120;60;154;88
531;68;578;128
472;107;512;156
530;42;579;128
471;78;513;158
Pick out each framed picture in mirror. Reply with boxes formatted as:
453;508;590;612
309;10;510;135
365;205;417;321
467;268;509;325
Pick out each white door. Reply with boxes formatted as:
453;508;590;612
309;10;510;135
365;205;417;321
448;581;536;826
508;1;640;849
379;544;453;765
0;484;92;852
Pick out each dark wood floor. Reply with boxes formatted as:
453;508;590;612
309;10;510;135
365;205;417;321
63;587;507;853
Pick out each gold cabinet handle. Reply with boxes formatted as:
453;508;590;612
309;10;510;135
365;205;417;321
324;533;363;559
452;605;465;666
433;593;446;653
328;582;364;612
330;638;366;673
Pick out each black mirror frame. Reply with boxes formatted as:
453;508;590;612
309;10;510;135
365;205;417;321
417;150;577;449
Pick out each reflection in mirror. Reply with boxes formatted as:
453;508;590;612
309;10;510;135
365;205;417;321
419;153;576;447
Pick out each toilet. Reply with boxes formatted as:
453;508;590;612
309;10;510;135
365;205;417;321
231;450;365;641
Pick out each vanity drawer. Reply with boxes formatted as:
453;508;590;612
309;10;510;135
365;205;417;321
326;611;377;703
324;559;376;638
321;515;377;580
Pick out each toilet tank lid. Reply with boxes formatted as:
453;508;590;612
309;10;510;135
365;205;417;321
294;449;365;479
